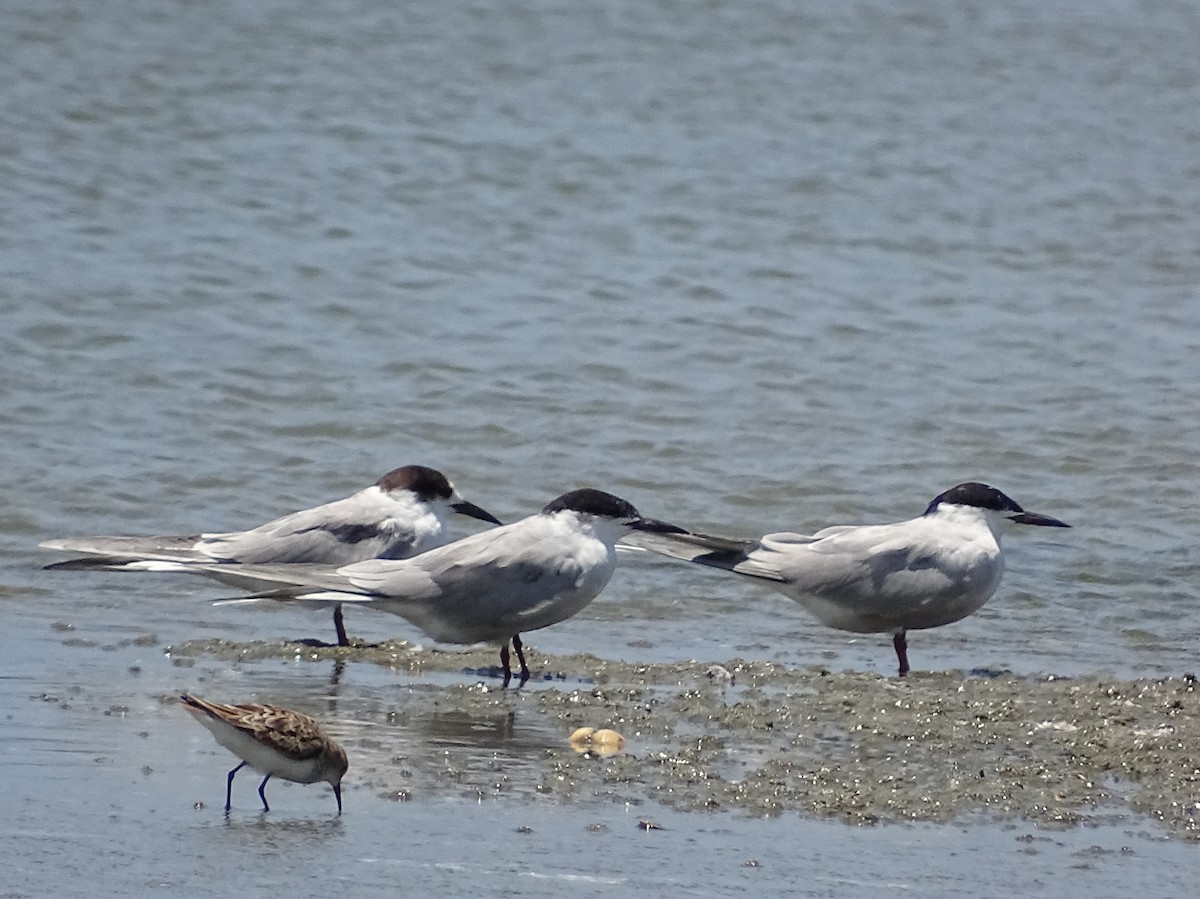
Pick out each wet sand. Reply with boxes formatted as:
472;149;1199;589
167;637;1200;840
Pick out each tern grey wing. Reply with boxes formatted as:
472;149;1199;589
197;492;416;563
39;535;207;563
203;550;524;645
711;531;828;582
344;526;562;600
339;524;612;644
758;525;993;632
168;561;377;597
617;529;775;572
387;558;602;644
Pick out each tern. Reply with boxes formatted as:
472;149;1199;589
75;489;687;685
626;482;1069;675
40;465;502;646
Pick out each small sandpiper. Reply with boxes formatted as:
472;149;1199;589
181;694;348;814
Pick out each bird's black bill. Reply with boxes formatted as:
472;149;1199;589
333;783;343;815
629;517;688;535
451;500;503;526
1010;511;1070;528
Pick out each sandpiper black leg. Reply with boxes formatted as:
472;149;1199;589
225;761;246;813
893;631;910;677
333;604;350;647
257;773;272;812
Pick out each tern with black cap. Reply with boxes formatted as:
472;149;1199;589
625;482;1070;676
72;489;687;685
41;465;502;646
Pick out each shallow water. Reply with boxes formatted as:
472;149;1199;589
3;0;1200;893
6;632;1200;899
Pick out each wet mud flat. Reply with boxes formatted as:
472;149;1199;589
169;637;1200;840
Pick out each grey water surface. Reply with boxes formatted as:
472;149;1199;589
3;0;1199;895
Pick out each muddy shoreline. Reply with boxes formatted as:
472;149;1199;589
167;637;1200;840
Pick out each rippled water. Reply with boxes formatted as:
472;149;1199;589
3;0;1199;893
